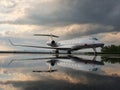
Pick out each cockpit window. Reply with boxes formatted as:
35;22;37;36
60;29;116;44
92;38;98;40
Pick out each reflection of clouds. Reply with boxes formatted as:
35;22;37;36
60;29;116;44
11;73;40;81
40;72;88;84
0;67;88;90
102;65;120;76
0;54;120;90
0;54;14;59
1;69;36;80
0;44;13;51
0;68;86;84
0;54;15;64
0;84;19;90
0;68;40;90
0;68;40;81
0;68;8;74
0;69;84;90
0;67;120;90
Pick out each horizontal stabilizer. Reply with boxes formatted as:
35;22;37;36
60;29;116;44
34;34;59;38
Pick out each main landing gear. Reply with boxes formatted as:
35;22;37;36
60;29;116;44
93;48;97;56
55;49;59;54
67;51;71;54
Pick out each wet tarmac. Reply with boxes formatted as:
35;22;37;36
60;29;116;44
0;54;120;90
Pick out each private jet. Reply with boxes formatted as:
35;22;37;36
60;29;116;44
9;34;104;55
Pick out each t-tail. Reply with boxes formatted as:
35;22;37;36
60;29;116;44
34;34;59;47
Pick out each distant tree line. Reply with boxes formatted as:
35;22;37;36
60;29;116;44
101;45;120;54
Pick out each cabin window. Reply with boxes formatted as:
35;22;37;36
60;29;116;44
92;38;98;40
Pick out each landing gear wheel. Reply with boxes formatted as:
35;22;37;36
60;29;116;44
67;51;71;54
55;50;59;54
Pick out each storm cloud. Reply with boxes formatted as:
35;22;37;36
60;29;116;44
1;0;119;34
13;0;120;27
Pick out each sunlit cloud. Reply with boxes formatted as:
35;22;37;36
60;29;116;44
0;0;29;22
101;32;120;45
0;24;36;37
0;0;16;13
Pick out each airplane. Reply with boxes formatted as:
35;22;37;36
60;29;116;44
9;34;104;55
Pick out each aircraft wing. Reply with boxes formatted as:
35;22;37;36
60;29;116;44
9;39;70;50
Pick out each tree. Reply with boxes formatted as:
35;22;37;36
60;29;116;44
101;45;120;54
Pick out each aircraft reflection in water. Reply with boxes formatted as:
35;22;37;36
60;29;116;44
9;55;104;73
46;55;104;72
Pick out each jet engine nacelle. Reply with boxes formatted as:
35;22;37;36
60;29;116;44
47;40;58;47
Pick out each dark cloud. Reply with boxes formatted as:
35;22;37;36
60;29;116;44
60;24;114;39
14;0;120;27
10;0;119;39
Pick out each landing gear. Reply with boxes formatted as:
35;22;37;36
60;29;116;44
93;48;97;56
55;49;59;54
53;50;59;57
67;51;71;54
92;55;97;61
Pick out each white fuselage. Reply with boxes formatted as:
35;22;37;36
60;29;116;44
47;37;104;51
10;35;104;54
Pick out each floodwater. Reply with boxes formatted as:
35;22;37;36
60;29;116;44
0;54;120;90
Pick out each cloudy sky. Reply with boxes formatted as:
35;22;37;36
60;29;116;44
0;0;120;51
